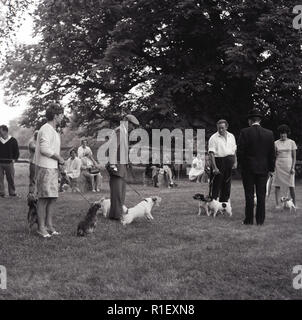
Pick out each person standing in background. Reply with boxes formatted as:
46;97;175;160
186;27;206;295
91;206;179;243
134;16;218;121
208;119;237;202
273;124;297;208
107;115;140;220
34;103;65;238
0;125;20;198
238;109;275;226
28;130;38;194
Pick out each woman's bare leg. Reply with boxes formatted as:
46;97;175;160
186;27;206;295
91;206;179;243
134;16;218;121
37;198;48;235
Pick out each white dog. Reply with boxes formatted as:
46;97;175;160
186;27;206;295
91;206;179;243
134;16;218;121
280;197;296;213
193;194;232;218
121;196;162;225
97;198;127;218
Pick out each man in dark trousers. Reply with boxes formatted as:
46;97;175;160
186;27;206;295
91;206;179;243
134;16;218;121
237;109;275;226
107;115;140;220
0;125;20;197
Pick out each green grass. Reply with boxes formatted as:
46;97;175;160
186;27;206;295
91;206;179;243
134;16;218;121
0;164;302;299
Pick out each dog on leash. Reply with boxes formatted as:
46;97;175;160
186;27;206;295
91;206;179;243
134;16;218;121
27;193;38;233
193;193;232;218
121;196;162;225
96;198;127;218
280;197;296;213
77;202;102;236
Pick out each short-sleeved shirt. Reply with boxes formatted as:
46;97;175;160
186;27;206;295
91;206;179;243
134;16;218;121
208;131;237;157
275;139;297;159
78;145;93;159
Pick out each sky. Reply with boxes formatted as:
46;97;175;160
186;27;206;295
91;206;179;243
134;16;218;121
0;12;35;126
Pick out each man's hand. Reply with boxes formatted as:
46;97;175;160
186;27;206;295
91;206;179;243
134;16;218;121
58;156;65;166
213;167;220;175
268;171;274;177
290;168;295;175
232;162;238;170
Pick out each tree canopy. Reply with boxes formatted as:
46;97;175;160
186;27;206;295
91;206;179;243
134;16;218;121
1;0;302;142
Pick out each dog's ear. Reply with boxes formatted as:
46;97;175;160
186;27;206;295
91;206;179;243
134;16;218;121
193;193;204;201
204;196;213;202
152;196;161;206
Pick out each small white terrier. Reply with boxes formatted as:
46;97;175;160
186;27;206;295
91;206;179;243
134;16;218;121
280;197;296;213
121;196;162;225
97;198;127;218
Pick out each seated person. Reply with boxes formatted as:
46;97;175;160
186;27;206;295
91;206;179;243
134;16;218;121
189;153;204;183
81;156;102;192
59;149;81;192
78;139;94;160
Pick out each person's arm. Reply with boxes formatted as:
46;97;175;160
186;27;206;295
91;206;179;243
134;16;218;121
108;129;119;170
268;133;276;175
208;135;220;174
40;127;64;164
74;158;82;177
28;140;35;153
12;138;20;161
209;152;220;175
290;141;297;174
231;134;237;169
237;130;245;169
233;152;237;169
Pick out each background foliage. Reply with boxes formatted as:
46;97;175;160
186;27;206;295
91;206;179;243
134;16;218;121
1;0;302;144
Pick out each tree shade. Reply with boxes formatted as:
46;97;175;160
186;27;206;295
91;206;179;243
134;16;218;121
1;0;302;143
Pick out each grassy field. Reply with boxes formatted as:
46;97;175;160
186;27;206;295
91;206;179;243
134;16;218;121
0;163;302;300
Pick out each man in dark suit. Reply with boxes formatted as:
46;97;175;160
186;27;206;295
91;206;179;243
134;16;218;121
107;114;140;220
237;109;275;225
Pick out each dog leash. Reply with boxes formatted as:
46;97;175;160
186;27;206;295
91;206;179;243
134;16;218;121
121;177;143;199
61;172;93;206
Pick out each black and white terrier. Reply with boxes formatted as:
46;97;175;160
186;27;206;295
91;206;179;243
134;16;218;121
280;197;296;213
193;193;232;218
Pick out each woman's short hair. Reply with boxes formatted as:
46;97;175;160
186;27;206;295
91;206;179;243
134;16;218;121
216;119;229;127
277;124;291;135
45;103;64;121
69;148;76;156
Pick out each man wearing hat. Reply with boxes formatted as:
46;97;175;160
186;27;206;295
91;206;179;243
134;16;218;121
107;114;140;220
237;108;275;226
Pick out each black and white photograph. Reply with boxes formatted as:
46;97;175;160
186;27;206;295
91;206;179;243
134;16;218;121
1;0;302;305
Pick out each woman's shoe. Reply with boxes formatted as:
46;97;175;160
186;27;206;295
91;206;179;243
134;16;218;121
36;230;52;238
46;228;61;235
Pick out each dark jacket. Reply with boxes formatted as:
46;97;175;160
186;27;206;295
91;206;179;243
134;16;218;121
108;125;128;178
237;124;275;175
0;137;20;164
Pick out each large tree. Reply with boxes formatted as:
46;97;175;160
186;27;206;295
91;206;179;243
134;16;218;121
1;0;302;142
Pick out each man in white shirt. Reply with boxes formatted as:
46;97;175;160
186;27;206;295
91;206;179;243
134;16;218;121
78;139;96;163
208;119;237;202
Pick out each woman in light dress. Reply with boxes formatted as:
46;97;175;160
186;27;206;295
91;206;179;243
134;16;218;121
189;153;204;183
273;125;297;208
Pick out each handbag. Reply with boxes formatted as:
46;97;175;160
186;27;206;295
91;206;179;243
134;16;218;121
88;167;100;174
